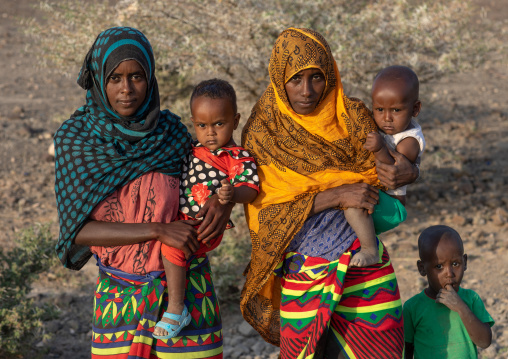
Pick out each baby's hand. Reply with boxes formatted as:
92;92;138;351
435;285;467;313
218;178;234;205
364;132;383;152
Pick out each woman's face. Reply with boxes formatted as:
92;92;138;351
284;68;326;115
106;60;147;117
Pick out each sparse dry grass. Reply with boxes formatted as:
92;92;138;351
25;0;494;115
0;224;59;356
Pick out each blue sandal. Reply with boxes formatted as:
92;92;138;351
153;306;192;340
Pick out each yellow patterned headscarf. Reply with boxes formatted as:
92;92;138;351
240;28;380;345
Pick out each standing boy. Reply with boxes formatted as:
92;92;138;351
403;225;494;358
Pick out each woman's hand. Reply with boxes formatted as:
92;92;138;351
75;220;200;260
311;183;379;216
155;220;202;259
195;194;235;244
376;148;418;189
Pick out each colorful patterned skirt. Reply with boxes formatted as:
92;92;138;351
278;239;403;359
91;255;223;359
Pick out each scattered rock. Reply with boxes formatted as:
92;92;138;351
222;347;236;357
251;340;269;354
486;297;496;307
396;241;417;253
230;345;248;358
486;197;503;209
17;123;35;137
456;178;475;194
238;321;257;337
451;214;466;226
493;208;508;226
10;105;24;119
48;142;55;157
53;293;74;307
228;335;244;347
473;215;486;226
243;337;258;348
65;318;80;332
45;320;61;333
480;343;499;357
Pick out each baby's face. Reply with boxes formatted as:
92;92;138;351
418;234;467;299
371;79;420;135
191;96;240;151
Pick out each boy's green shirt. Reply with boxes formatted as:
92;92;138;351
403;287;494;359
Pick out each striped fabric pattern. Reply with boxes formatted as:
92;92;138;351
279;240;403;359
91;255;223;359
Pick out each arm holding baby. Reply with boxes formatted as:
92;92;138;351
365;132;421;205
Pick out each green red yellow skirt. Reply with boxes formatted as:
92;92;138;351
277;239;403;359
91;255;223;359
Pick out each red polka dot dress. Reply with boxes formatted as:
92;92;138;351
161;142;259;266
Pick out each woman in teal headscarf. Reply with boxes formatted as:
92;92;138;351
54;27;231;358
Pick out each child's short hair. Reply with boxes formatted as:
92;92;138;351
190;78;237;114
418;225;463;260
373;65;420;101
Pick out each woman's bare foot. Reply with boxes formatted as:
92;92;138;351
350;247;378;267
153;302;185;338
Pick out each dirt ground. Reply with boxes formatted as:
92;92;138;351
1;0;508;358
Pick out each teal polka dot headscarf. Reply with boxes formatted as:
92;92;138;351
54;27;191;270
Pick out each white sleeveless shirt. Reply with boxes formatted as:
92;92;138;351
380;118;425;196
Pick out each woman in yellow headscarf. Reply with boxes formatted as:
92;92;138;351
241;28;418;358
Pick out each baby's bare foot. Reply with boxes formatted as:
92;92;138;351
350;249;378;267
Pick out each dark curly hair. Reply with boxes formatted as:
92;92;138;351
190;78;237;114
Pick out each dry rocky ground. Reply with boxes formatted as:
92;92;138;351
1;0;507;358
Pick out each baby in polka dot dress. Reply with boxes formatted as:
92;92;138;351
153;79;260;339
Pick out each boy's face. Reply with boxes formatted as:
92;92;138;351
417;233;467;299
371;79;421;135
191;96;240;151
